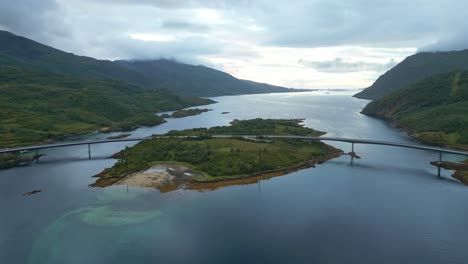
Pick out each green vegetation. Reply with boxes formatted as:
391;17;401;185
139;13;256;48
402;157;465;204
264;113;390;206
453;161;468;185
116;60;305;96
362;71;468;147
354;49;468;100
97;119;336;181
0;152;42;169
0;65;213;147
0;30;301;97
164;108;212;118
166;118;325;137
0;154;21;169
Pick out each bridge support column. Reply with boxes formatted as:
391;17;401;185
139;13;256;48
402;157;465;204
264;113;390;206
437;152;443;178
88;144;91;160
351;143;355;165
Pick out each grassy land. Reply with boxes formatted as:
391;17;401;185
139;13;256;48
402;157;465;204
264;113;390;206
0;65;214;147
97;119;337;181
362;71;468;148
162;108;212;118
166;118;325;137
0;152;41;169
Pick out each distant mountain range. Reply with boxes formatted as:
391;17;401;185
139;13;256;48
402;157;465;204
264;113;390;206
0;30;301;97
354;49;468;100
115;59;299;97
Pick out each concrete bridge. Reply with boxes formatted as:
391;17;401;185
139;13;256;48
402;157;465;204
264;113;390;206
1;135;467;177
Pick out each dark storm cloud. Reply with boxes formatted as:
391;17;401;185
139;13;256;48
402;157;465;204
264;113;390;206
255;0;468;50
298;58;397;73
0;0;68;44
1;0;467;63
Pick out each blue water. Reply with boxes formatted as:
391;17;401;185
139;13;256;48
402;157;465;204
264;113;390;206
1;91;467;264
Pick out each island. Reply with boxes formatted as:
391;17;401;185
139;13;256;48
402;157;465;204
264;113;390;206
0;152;44;169
160;108;212;118
92;119;343;192
106;133;132;140
431;160;468;185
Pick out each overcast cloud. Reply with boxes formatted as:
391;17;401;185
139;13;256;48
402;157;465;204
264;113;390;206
0;0;467;88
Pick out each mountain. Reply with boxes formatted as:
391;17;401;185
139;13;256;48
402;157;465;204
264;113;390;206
0;30;145;85
0;64;213;147
361;71;468;148
115;60;300;97
0;30;299;96
354;49;468;100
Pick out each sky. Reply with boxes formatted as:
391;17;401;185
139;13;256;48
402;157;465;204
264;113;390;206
1;0;467;89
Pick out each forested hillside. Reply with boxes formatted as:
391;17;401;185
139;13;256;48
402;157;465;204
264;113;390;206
0;65;213;147
354;50;468;100
362;71;468;148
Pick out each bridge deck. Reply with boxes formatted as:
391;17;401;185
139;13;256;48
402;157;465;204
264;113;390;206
1;135;468;157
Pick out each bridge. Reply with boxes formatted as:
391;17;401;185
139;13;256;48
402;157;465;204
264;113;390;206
1;135;468;178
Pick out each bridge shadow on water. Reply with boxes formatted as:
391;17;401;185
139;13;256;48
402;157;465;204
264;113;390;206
323;158;461;185
35;155;115;165
26;154;462;186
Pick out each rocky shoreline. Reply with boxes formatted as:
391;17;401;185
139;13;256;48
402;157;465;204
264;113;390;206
0;153;45;170
91;146;343;192
431;160;468;185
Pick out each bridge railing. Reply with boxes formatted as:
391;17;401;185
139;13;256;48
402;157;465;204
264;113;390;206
1;135;467;178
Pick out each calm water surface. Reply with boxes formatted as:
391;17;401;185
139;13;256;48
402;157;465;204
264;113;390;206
1;91;467;264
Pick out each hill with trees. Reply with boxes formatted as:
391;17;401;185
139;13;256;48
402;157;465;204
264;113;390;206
354;49;468;100
361;71;468;149
0;30;301;97
0;65;212;147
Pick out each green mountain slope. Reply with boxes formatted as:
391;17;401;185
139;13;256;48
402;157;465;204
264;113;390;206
0;30;299;97
0;65;213;147
354;50;468;100
361;71;468;148
116;60;300;97
0;30;145;85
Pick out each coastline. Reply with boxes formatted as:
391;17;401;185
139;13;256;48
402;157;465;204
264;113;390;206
0;100;216;170
90;145;343;192
363;113;468;151
363;113;468;183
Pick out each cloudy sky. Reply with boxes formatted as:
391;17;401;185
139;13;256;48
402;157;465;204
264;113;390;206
1;0;467;89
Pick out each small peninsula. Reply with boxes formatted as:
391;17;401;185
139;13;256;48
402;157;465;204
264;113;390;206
92;119;342;192
0;152;44;169
161;108;212;118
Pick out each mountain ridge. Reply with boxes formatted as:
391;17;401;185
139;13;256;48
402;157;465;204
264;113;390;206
0;30;302;97
115;59;299;96
354;49;468;100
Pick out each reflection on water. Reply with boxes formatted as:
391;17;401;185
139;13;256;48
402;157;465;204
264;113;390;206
1;91;468;264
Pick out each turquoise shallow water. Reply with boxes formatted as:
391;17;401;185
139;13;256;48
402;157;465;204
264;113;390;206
1;91;467;264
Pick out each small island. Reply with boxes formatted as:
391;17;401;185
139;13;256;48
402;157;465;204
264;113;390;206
0;152;44;169
92;119;342;192
161;108;212;119
106;133;132;140
431;160;468;185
